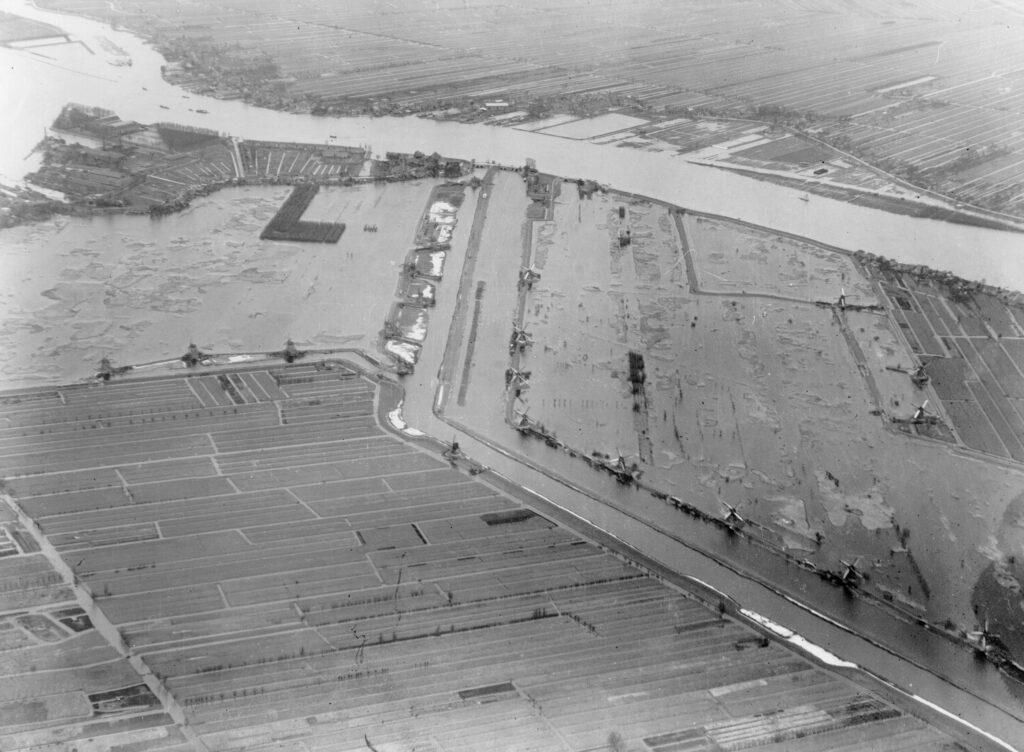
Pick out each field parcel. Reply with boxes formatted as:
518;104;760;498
0;363;965;751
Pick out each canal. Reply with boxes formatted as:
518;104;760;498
1;1;1024;747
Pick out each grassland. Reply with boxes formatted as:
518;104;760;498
0;361;970;750
34;0;1024;215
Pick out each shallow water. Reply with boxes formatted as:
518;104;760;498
1;0;1023;291
3;3;1024;744
0;181;442;388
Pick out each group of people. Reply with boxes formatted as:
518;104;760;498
363;224;379;232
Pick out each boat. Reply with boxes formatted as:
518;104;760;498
159;105;170;110
196;109;208;114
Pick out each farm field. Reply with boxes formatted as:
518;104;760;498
869;268;1024;477
0;361;969;751
536;113;650;140
0;507;184;750
511;185;1024;658
702;132;947;203
34;0;1024;214
491;117;1000;230
497;117;1003;230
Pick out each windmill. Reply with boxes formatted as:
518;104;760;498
441;436;462;461
181;343;207;367
505;368;531;391
97;356;114;381
512;407;534;430
911;399;935;424
816;285;881;313
891;399;941;426
518;265;541;289
605;450;640;484
839;557;863;587
886;360;931;388
910;361;930;388
282;339;303;363
967;618;998;656
509;323;533;354
721;501;745;529
605;448;631;473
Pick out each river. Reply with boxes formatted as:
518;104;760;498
2;2;1024;748
1;0;1023;292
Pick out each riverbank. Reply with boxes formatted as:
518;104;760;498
701;161;1024;235
1;1;1023;289
12;104;475;228
15;105;1024;314
25;0;1024;221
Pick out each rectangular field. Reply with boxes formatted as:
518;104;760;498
0;361;964;751
871;270;1024;460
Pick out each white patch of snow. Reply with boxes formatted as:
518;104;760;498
387;400;424;437
786;635;856;668
739;609;856;668
402;309;428;342
388;405;407;429
384;339;420;365
740;608;793;637
428;200;457;222
427;251;446;277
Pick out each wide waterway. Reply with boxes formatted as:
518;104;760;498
1;0;1023;292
